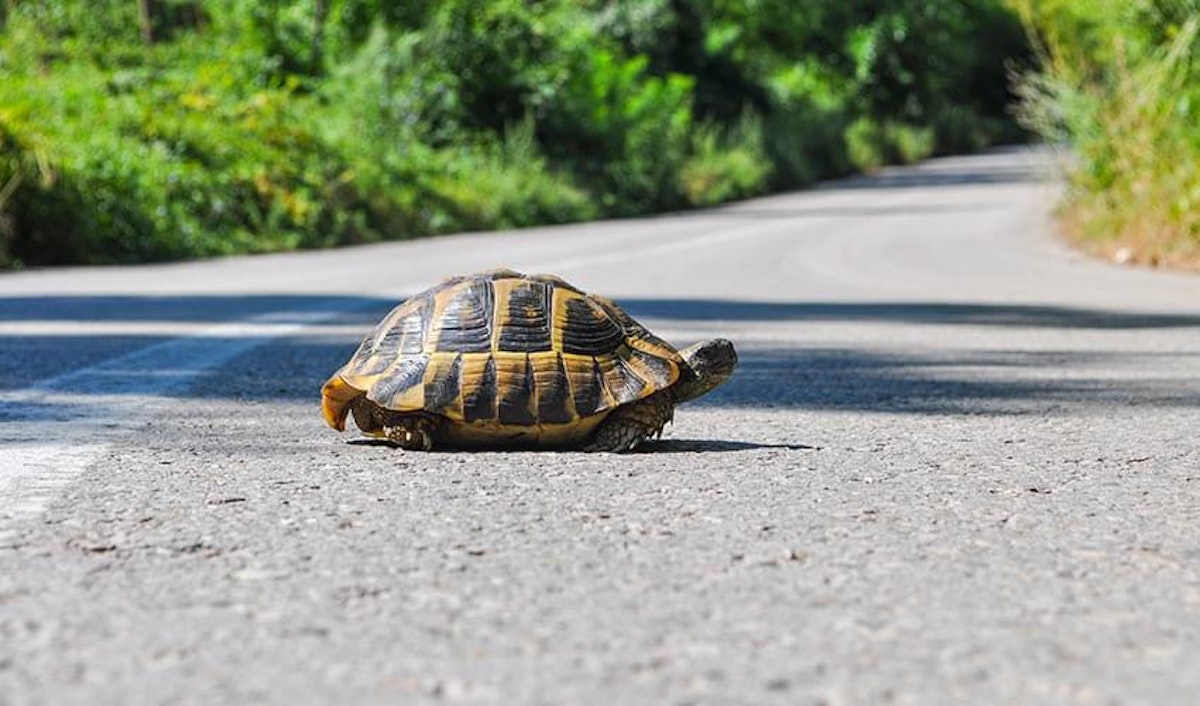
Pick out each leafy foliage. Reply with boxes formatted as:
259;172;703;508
680;113;771;206
0;0;1028;267
1011;0;1200;267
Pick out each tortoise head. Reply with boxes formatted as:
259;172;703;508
673;338;737;404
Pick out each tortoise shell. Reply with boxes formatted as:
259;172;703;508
322;269;686;440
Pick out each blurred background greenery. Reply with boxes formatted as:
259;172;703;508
0;0;1126;269
1013;0;1200;269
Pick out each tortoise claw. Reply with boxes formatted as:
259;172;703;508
384;416;436;451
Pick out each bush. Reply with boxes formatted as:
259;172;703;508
760;63;855;186
680;115;772;206
1011;1;1200;267
542;49;696;214
845;118;935;172
845;118;887;172
424;120;596;231
0;1;1032;267
887;122;936;164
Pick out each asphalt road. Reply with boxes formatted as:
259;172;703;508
3;148;1200;706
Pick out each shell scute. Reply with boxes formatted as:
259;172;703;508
431;280;493;353
495;279;553;352
555;291;626;356
422;352;464;417
531;351;574;424
565;354;609;417
460;353;498;423
494;351;536;425
366;352;428;410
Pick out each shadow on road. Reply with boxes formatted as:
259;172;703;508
3;294;1198;418
0;294;395;324
620;300;1200;330
346;437;815;453
682;202;1002;221
634;439;820;453
820;145;1049;191
698;347;1200;415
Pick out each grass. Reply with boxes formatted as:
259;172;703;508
1012;3;1200;269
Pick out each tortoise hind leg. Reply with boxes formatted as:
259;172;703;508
584;392;674;453
350;396;384;435
384;414;440;451
350;397;440;451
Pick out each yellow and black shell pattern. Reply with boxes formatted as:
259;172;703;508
322;269;687;440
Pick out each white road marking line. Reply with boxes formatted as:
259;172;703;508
0;302;374;544
0;444;107;530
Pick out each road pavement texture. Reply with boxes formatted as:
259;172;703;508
2;148;1199;705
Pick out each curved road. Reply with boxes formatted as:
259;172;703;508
2;148;1200;705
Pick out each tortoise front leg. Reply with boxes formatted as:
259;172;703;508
584;392;674;453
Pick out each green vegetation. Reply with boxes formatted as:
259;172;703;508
1011;0;1200;268
0;1;1029;268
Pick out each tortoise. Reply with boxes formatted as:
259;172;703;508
321;269;736;452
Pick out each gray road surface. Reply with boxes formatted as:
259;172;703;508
2;148;1200;705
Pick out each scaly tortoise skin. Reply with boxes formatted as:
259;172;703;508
321;269;736;452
